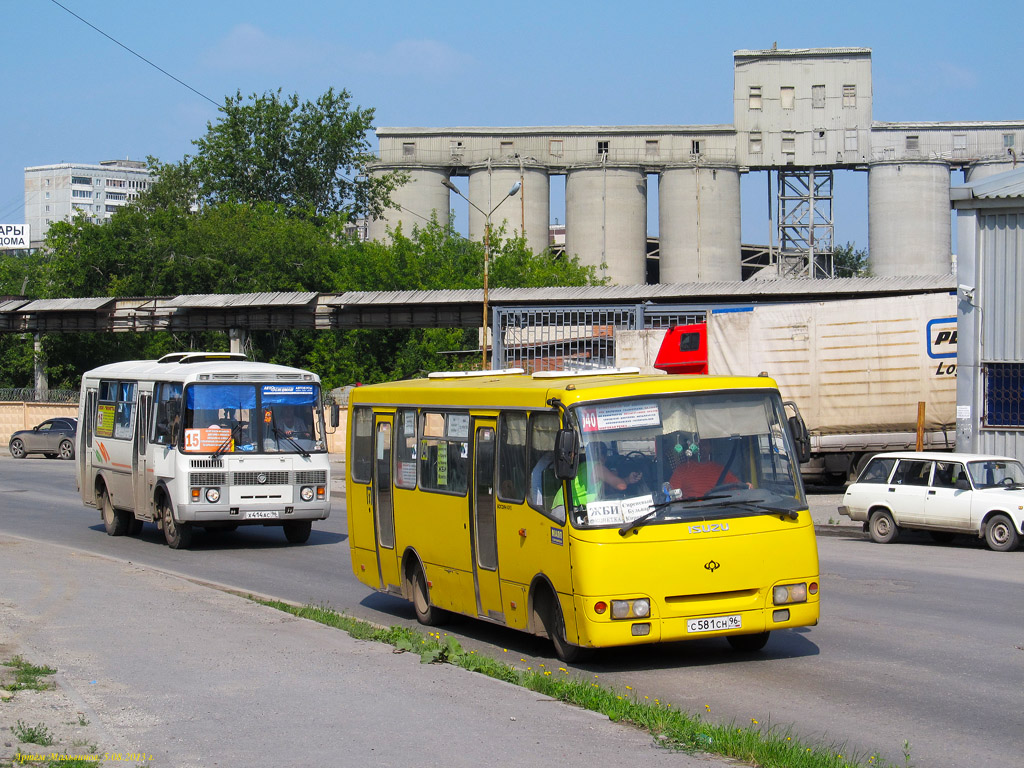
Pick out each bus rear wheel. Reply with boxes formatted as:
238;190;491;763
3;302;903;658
283;520;312;544
161;498;193;550
410;564;446;626
100;489;129;536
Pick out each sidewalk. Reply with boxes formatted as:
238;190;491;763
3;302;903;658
0;534;718;768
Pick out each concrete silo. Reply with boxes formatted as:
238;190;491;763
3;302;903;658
658;165;742;283
564;164;647;285
467;164;550;255
868;160;952;276
367;167;451;242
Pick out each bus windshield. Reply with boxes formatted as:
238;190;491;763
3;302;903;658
566;390;805;529
182;382;325;454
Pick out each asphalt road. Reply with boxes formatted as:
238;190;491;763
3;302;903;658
1;454;1022;768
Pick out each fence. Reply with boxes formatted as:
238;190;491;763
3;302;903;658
493;305;707;373
0;388;79;404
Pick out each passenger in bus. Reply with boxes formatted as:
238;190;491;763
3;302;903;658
669;439;744;498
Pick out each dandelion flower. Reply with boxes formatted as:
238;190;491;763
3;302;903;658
752;718;759;725
705;704;710;712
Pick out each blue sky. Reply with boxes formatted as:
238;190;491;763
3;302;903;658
3;0;1020;251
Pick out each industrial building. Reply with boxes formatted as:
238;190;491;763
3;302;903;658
952;165;1024;458
369;47;1023;285
23;159;155;247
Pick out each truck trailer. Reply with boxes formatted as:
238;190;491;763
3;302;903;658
615;292;957;484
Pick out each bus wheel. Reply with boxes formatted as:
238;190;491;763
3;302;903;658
100;489;129;536
543;599;586;663
410;564;446;626
727;631;770;652
283;520;312;544
161;498;193;550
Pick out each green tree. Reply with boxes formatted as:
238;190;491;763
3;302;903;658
160;88;404;220
832;241;870;277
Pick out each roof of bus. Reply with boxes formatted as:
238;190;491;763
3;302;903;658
348;370;778;409
82;356;321;382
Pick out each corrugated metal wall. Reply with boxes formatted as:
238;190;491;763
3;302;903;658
978;211;1024;457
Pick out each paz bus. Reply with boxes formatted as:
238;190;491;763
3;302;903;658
77;352;332;549
346;368;819;661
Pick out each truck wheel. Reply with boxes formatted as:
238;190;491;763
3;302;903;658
283;520;312;544
984;514;1020;552
161;498;193;549
868;509;899;544
100;489;129;536
727;631;770;652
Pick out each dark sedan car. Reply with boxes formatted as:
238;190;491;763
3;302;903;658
9;417;78;460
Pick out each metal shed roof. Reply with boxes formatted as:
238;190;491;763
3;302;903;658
17;297;117;312
161;292;318;308
951;166;1024;201
325;277;955;308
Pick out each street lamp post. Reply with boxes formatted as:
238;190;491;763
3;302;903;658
442;178;522;369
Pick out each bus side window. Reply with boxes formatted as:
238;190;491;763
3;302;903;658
351;408;374;484
419;412;468;495
528;413;560;515
394;409;417;489
498;412;527;503
153;383;183;446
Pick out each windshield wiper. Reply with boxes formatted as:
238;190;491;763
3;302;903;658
212;422;243;459
692;496;801;520
618;493;730;536
272;427;311;458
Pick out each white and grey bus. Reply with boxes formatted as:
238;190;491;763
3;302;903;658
77;352;332;549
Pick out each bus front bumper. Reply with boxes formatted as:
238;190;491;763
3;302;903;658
573;597;819;648
176;501;330;524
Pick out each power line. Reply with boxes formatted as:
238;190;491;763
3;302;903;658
47;0;220;108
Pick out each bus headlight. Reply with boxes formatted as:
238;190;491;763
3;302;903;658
773;583;808;605
300;486;314;502
205;488;220;504
611;598;651;620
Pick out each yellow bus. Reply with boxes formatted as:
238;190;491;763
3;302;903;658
346;368;819;661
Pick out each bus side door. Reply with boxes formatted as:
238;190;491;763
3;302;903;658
373;416;401;592
132;392;153;520
79;388;97;506
472;420;504;622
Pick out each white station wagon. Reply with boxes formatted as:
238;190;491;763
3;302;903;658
839;451;1024;552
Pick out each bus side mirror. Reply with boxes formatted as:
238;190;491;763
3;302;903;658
788;415;811;464
553;428;580;480
330;404;340;429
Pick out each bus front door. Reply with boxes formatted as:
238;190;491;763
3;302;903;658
373;417;401;592
473;421;504;622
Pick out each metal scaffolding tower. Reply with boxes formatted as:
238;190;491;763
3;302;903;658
776;169;835;278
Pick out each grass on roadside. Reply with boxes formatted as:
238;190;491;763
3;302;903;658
2;656;56;692
257;600;907;768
